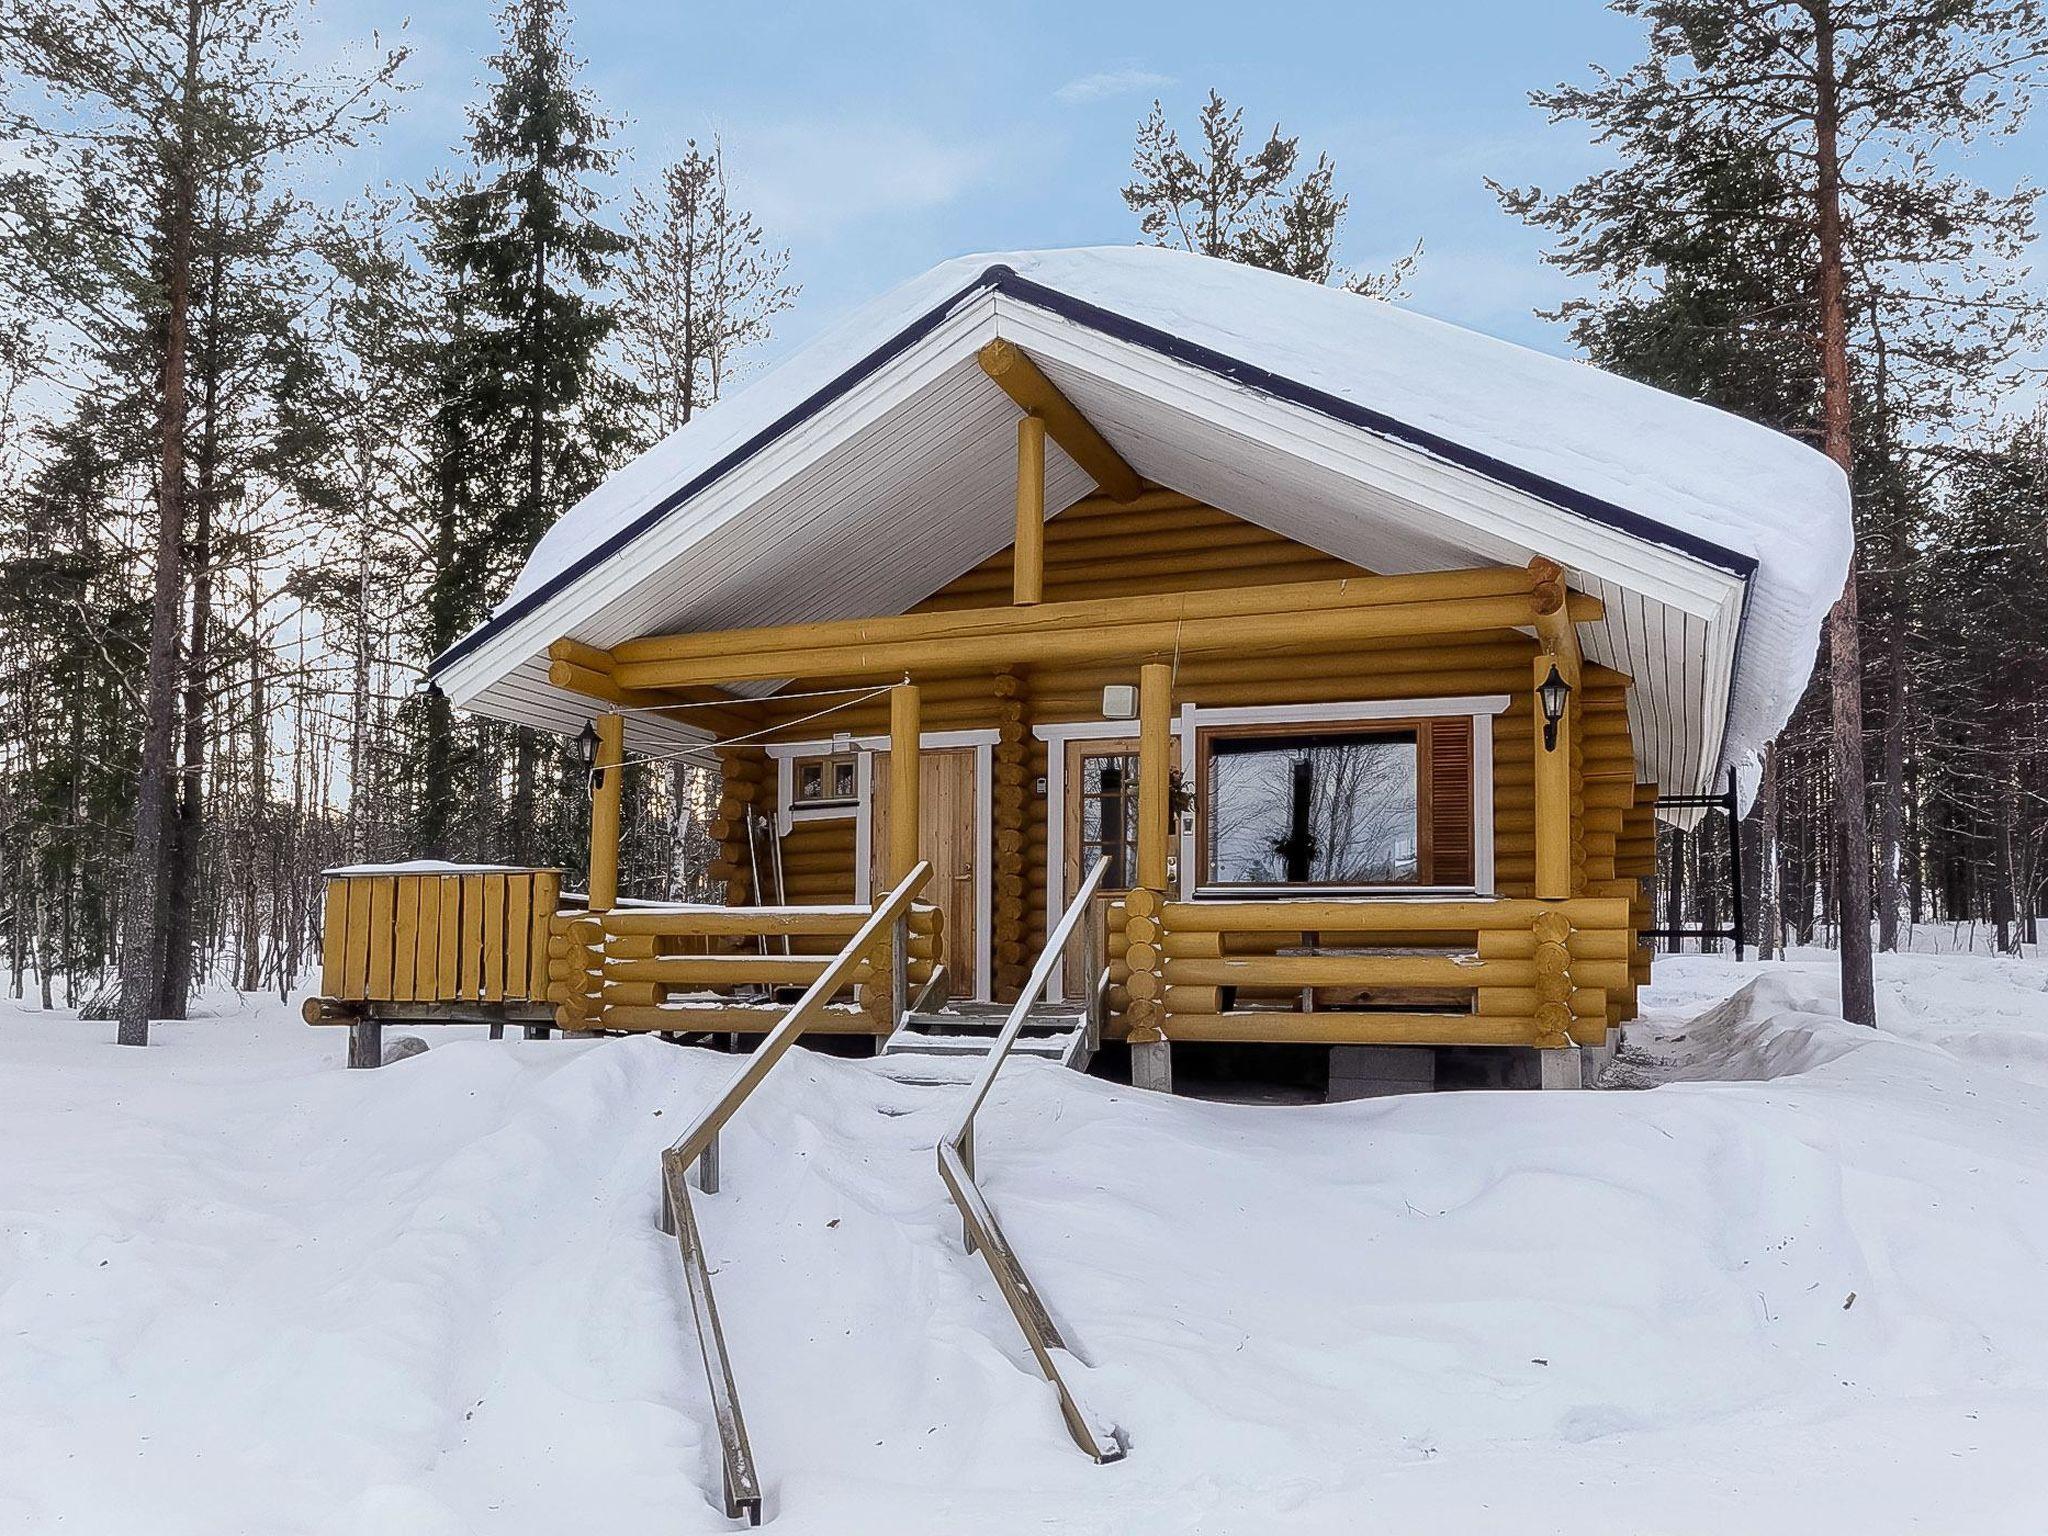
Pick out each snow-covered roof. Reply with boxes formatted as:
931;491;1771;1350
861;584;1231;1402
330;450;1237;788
433;246;1852;797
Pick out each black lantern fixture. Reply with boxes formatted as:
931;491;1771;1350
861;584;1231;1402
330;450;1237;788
577;718;602;788
1537;663;1572;752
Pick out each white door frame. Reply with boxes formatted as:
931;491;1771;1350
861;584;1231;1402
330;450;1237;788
769;728;994;1001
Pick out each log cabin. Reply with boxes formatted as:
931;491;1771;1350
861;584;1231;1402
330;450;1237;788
306;247;1852;1094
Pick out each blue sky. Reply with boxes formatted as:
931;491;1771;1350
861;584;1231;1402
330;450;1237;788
312;0;2041;374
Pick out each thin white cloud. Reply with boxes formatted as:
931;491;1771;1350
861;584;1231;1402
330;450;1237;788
724;119;1005;240
1054;68;1175;105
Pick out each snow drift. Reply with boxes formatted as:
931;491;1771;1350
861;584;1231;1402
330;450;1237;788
5;950;2045;1534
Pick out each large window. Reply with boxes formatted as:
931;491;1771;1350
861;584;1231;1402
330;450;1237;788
1205;728;1421;886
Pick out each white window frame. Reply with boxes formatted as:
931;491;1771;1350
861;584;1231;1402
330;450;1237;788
1181;696;1509;899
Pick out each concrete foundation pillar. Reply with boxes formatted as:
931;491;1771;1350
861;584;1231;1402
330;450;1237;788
1131;1038;1173;1094
1539;1046;1584;1091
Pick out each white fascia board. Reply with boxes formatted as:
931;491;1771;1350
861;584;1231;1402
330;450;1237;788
435;295;1005;712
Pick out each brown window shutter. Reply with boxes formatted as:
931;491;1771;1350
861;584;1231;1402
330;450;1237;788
1430;719;1475;886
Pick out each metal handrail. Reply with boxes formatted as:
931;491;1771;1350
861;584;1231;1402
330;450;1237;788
660;861;932;1525
936;856;1124;1464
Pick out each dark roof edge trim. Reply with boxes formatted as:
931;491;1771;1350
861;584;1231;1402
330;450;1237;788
987;268;1758;580
434;261;1758;679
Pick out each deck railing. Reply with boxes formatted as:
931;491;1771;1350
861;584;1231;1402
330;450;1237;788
937;856;1124;1464
1122;894;1633;1048
552;900;941;1035
657;862;932;1525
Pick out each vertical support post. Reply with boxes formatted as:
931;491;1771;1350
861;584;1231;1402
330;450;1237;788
1533;653;1574;900
889;683;921;885
1129;662;1174;1093
1081;901;1103;1054
697;1129;721;1195
1137;663;1172;893
347;1014;383;1069
588;712;626;912
888;911;909;1029
1726;766;1746;962
1014;412;1045;606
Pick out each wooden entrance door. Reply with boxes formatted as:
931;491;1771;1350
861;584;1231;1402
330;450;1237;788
870;746;979;998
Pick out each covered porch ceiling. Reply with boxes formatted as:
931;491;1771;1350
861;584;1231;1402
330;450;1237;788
432;281;1752;797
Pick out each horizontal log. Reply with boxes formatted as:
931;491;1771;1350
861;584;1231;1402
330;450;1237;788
1162;954;1526;989
1163;897;1631;932
611;572;1579;686
597;1002;884;1034
1162;1011;1537;1046
605;955;872;986
600;904;904;937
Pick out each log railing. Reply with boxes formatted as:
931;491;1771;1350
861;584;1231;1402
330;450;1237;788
657;863;932;1525
550;899;942;1034
1142;895;1633;1047
937;856;1125;1464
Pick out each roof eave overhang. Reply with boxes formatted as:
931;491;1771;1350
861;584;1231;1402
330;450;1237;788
433;263;1760;794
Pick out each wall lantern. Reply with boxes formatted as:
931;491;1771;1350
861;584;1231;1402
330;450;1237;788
577;718;603;788
1537;664;1572;752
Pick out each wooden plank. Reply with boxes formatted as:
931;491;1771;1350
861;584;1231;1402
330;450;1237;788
414;875;442;999
342;878;373;1000
529;872;558;999
460;873;485;1001
505;875;532;1001
391;877;420;1003
366;877;396;1000
319;880;348;999
482;874;507;1003
437;876;462;1000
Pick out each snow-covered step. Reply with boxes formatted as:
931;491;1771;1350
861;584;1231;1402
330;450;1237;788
879;1004;1091;1070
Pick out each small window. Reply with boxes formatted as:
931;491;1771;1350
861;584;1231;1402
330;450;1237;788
1078;751;1139;890
792;752;858;808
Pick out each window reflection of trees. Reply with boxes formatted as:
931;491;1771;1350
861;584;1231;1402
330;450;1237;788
1209;733;1418;884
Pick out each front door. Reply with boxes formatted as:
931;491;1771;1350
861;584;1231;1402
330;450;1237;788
870;746;979;998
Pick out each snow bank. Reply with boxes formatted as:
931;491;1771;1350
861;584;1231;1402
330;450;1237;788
505;247;1852;768
5;951;2046;1534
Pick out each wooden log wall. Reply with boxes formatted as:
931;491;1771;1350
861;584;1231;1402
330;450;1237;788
697;484;1656;1037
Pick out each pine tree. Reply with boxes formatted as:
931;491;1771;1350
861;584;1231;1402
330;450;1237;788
1123;90;1419;296
417;0;632;867
0;0;400;1038
1499;0;2047;1019
617;137;797;440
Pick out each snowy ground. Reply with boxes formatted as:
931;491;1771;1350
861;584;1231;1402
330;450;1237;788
4;953;2048;1534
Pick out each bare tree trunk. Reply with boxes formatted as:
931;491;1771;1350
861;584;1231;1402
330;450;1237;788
116;0;202;1048
1813;6;1876;1025
162;211;224;1020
